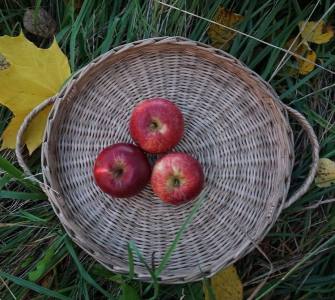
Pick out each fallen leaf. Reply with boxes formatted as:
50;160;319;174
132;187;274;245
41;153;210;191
315;158;335;188
208;7;244;49
23;8;57;38
285;20;333;76
299;21;334;44
204;265;243;300
0;33;70;153
297;48;317;75
286;38;317;75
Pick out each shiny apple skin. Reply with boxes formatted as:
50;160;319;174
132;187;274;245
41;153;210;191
129;98;184;153
93;143;151;198
151;153;204;205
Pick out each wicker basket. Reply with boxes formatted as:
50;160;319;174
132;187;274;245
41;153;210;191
16;37;319;283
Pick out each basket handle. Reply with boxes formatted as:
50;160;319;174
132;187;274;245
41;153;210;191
16;96;56;179
15;96;319;208
282;104;319;209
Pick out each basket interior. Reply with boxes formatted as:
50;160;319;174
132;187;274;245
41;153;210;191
44;42;293;281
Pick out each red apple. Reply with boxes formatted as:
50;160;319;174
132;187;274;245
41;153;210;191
151;153;204;205
129;98;184;153
93;143;151;198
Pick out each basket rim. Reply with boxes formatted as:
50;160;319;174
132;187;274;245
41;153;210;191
37;36;308;283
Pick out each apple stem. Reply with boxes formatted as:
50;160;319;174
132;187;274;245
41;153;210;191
150;120;159;130
173;177;180;187
112;167;123;178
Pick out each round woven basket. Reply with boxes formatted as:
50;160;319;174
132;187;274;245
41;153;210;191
16;37;319;283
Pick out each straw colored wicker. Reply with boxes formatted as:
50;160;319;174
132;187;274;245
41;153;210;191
16;37;319;283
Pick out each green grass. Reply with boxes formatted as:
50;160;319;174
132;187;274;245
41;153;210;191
0;0;335;299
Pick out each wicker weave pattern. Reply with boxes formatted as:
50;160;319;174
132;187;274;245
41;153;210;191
16;37;319;283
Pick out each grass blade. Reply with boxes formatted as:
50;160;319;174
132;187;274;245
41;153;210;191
256;234;335;299
0;174;11;189
0;271;70;300
128;240;159;299
127;243;135;281
0;156;40;191
69;0;93;70
156;193;206;276
0;191;47;200
64;237;113;299
99;16;120;55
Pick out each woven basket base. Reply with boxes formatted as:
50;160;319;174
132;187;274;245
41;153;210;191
12;38;319;283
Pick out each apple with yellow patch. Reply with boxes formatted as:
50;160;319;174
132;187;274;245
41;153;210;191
129;98;184;153
151;153;204;205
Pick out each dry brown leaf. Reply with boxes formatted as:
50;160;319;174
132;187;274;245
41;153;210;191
23;8;57;38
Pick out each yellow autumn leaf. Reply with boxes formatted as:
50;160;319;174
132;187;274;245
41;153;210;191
298;49;317;75
0;33;70;154
315;158;335;188
204;266;243;300
286;39;317;75
299;21;334;44
208;7;244;49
